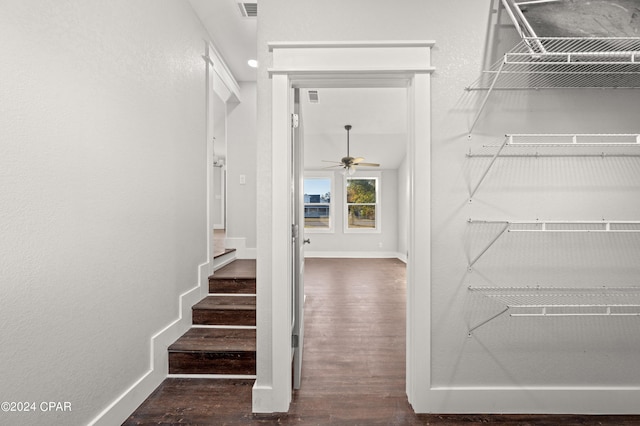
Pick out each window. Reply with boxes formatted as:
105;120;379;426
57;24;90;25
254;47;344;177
345;175;380;232
303;173;333;233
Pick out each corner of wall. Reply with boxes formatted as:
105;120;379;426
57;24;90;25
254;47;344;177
225;237;257;259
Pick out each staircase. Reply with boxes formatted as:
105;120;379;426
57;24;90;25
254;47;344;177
167;258;257;377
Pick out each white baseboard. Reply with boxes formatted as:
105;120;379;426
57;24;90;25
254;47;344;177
252;383;291;413
413;387;640;414
304;251;404;260
88;261;209;426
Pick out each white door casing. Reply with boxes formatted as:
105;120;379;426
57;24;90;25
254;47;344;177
253;41;434;413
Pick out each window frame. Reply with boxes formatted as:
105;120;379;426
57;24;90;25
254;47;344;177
303;171;335;233
343;172;381;234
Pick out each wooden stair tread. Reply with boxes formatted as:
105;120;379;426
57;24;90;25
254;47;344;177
194;296;255;311
213;247;236;259
169;328;256;353
210;259;256;280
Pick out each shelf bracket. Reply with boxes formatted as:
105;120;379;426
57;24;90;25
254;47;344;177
468;59;506;135
468;221;510;270
469;135;511;200
468;307;510;337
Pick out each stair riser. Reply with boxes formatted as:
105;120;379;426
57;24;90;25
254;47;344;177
209;279;256;294
168;352;256;375
192;310;256;326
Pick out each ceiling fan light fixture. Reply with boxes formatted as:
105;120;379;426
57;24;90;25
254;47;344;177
321;124;380;172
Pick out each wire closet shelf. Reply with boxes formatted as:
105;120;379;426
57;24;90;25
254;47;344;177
467;220;640;271
467;286;640;336
467;37;640;91
466;37;640;134
467;133;640;200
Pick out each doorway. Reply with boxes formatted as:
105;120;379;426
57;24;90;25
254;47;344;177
296;84;410;393
212;91;227;257
254;41;434;413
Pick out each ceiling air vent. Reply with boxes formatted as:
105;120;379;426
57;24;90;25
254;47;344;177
238;2;258;17
308;90;319;103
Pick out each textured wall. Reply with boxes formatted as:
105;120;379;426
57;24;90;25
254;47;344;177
227;82;258;249
0;1;210;424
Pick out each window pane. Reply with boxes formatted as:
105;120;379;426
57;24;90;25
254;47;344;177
304;178;331;229
347;205;376;229
346;179;376;203
304;205;330;228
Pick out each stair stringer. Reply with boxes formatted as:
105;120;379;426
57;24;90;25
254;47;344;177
88;260;210;426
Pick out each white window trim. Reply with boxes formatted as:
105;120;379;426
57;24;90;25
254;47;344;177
343;171;381;234
304;171;335;233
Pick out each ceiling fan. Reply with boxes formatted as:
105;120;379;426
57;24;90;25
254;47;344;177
323;124;380;175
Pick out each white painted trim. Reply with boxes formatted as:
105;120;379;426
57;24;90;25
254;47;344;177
343;173;381;234
192;324;257;330
303;171;335;234
205;42;241;103
304;251;403;259
88;261;209;426
406;73;432;410
255;73;294;413
167;374;257;379
268;40;436;51
268;68;436;76
416;388;640;414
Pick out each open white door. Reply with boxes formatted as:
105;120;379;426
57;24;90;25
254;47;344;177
291;88;306;389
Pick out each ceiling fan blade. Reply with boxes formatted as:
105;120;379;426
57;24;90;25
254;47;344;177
321;159;342;164
351;157;365;164
356;162;380;167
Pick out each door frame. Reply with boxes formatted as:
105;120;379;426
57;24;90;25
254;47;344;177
204;42;241;278
253;41;435;413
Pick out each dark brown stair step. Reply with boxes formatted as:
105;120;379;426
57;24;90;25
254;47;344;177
213;247;236;260
169;328;256;352
209;259;256;294
168;328;256;375
192;296;256;326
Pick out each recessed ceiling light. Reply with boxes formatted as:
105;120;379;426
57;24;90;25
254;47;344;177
247;59;258;68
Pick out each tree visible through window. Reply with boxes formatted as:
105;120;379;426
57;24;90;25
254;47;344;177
346;178;377;230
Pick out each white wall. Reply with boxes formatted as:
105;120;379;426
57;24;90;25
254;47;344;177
0;1;212;424
304;169;399;256
258;0;640;413
227;82;257;252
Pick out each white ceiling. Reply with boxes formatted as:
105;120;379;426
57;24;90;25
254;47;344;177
189;1;407;170
301;88;407;170
189;0;257;82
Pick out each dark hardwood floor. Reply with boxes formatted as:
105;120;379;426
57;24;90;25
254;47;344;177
124;258;640;425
